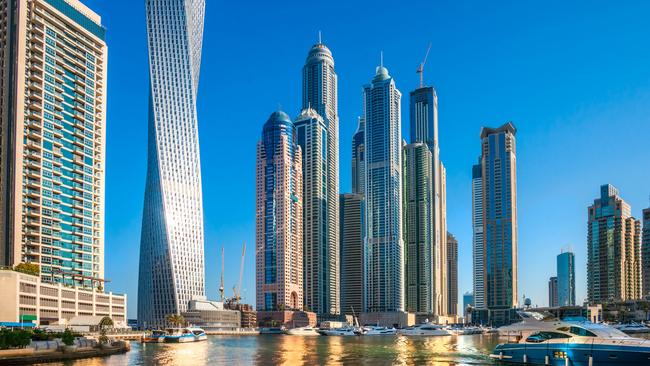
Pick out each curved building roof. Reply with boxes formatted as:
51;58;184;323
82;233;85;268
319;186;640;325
306;43;334;65
373;65;390;81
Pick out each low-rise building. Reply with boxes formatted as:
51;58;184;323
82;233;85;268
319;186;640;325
0;269;127;327
181;298;240;332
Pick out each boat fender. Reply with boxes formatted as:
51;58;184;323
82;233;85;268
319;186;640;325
545;355;549;365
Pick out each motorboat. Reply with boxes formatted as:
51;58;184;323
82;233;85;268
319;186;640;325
612;322;650;334
259;327;285;335
490;312;650;365
446;325;482;335
497;311;549;338
357;325;397;336
400;323;450;336
163;327;207;343
320;326;358;336
285;326;321;336
141;329;166;343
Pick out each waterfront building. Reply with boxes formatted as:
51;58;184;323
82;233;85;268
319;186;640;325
474;123;518;325
363;63;404;313
352;117;365;194
548;277;558;307
587;184;641;303
339;193;364;317
642;207;650;298
255;111;303;312
409;86;448;317
138;0;206;329
0;269;126;327
403;142;433;315
447;232;458;316
0;0;107;287
471;161;485;310
301;42;340;318
557;251;576;306
181;297;240;332
462;291;474;323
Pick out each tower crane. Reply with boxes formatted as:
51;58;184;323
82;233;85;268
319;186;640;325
219;247;225;302
232;242;246;304
416;43;432;88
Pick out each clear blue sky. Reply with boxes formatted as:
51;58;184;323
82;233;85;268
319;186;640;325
87;0;650;317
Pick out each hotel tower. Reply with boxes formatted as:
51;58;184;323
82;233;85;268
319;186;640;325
138;0;206;328
0;0;107;287
255;111;303;312
300;42;340;318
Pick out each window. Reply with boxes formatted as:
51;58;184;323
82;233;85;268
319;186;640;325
526;331;571;343
569;327;596;337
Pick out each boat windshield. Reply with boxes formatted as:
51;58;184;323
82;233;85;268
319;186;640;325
526;331;572;343
568;326;596;337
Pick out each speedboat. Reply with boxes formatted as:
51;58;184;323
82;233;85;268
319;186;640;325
612;322;650;334
163;327;207;343
320;326;358;336
285;326;320;336
141;330;166;343
446;325;482;335
357;325;397;336
259;327;285;335
400;323;450;336
490;312;650;365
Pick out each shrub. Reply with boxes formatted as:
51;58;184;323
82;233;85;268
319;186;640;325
0;329;32;349
13;262;40;276
61;330;75;346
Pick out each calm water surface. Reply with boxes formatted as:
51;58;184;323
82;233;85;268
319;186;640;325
37;334;501;365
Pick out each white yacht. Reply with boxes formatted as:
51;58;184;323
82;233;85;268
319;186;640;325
357;326;397;336
320;327;358;336
612;322;650;334
491;312;650;365
285;326;321;336
400;323;450;336
163;327;207;343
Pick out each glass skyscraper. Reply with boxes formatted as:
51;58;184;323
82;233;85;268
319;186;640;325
471;160;485;309
363;64;404;313
255;111;303;312
475;122;518;325
548;277;558;307
0;0;107;288
300;42;340;317
352;117;365;195
447;232;458;316
556;251;575;306
138;0;206;328
339;193;364;316
587;184;641;303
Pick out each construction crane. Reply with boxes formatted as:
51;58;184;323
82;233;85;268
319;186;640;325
416;43;432;88
219;247;225;302
232;242;246;304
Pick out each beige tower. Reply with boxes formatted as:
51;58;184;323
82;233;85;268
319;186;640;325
0;0;107;287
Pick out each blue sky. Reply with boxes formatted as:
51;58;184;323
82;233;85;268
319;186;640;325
87;0;650;317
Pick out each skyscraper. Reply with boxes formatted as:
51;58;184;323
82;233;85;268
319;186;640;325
642;206;650;298
587;184;641;303
548;277;558;307
471;161;485;310
557;251;575;306
403;142;433;314
301;42;339;317
352;117;365;195
340;193;364;316
363;64;403;313
138;0;206;328
0;0;107;287
255;111;303;312
475;122;518;325
447;232;458;316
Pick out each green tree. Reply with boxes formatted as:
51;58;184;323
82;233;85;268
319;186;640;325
61;330;75;346
14;263;39;276
165;314;185;327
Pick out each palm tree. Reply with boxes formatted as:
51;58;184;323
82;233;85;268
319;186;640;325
165;314;185;327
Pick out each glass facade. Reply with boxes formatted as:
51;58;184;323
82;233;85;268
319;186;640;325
556;252;575;306
138;0;206;329
643;208;650;297
0;0;106;288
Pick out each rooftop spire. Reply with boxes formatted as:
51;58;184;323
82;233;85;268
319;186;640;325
380;51;384;68
318;30;322;44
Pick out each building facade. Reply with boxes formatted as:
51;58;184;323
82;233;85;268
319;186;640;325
138;0;206;329
463;291;474;322
339;193;364;316
475;123;518;325
548;276;558;307
0;0;107;287
363;64;404;313
181;298;240;332
471;161;485;310
300;42;340;318
0;269;126;327
557;251;576;306
352;117;365;195
255;111;303;312
642;207;650;298
447;232;458;316
587;184;641;303
403;142;433;315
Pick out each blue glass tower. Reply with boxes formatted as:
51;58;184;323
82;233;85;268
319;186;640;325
363;65;403;313
556;251;575;306
138;0;206;328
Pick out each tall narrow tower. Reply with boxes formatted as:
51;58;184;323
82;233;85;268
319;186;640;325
301;41;340;317
642;206;650;297
363;64;404;313
138;0;206;328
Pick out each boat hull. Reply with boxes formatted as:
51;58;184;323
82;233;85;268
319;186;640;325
492;342;650;365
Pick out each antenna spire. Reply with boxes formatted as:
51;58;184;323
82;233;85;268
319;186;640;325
380;51;384;68
318;30;322;44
